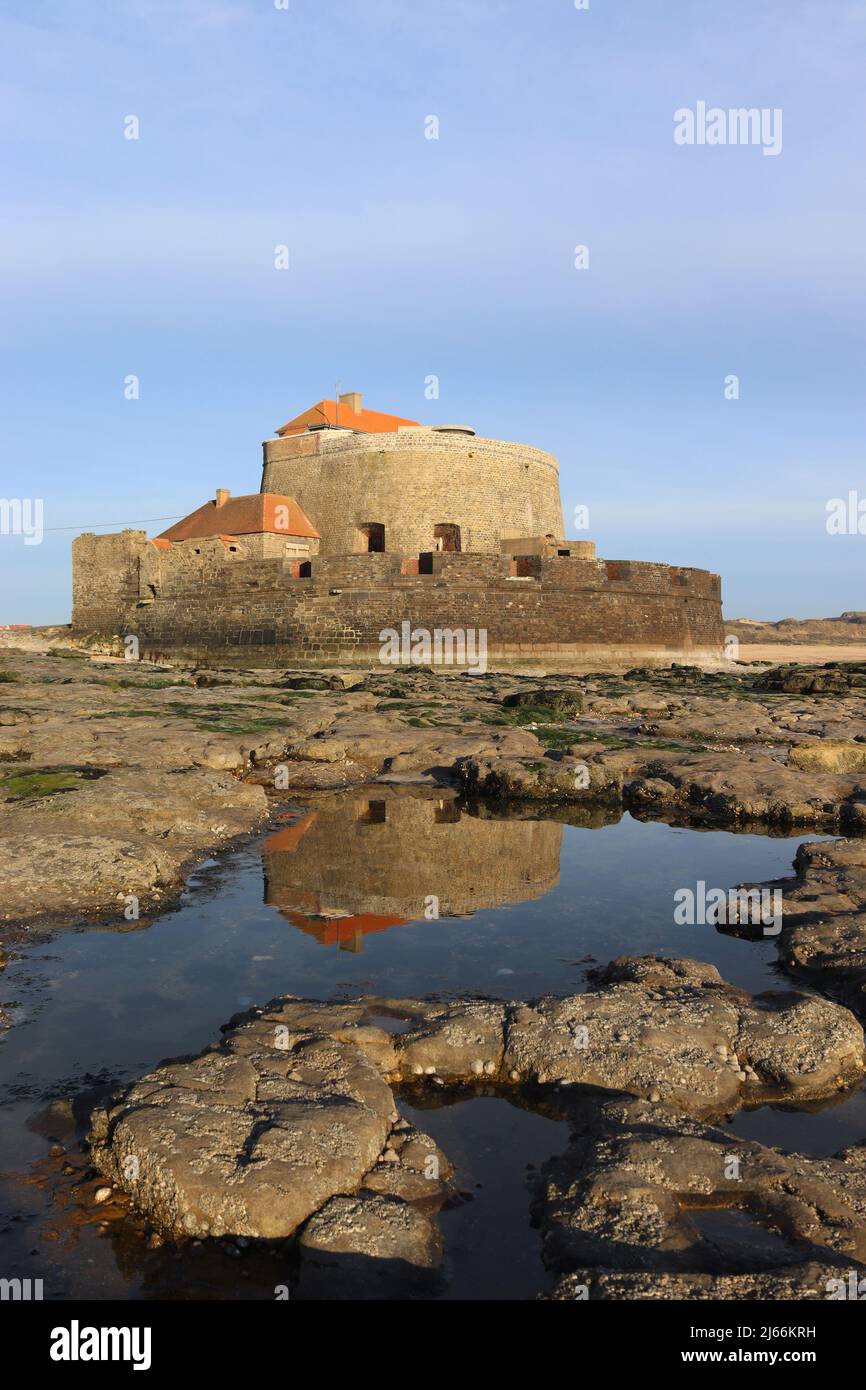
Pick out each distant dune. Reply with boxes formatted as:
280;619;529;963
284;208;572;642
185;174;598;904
725;613;866;644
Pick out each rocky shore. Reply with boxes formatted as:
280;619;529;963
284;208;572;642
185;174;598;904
87;964;865;1294
4;636;866;1299
539;1096;866;1300
2;643;866;927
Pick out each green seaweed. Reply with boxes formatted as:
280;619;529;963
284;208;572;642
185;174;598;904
0;770;81;800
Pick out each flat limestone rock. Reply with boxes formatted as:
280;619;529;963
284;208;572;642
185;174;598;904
298;1192;444;1298
90;964;865;1244
502;958;742;1113
733;835;866;1012
783;842;866;1006
390;957;864;1113
735;990;863;1093
300;1191;442;1265
536;1096;866;1282
0;833;181;919
90;1023;395;1241
0;768;268;921
395;999;508;1080
790;740;866;774
459;747;866;827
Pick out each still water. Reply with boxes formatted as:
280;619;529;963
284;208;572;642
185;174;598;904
0;789;861;1299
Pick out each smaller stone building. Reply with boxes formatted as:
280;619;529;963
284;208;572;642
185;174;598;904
156;489;320;560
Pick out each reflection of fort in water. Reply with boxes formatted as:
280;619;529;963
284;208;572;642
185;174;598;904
263;790;563;950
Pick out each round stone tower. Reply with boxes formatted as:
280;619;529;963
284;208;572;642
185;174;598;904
260;425;565;555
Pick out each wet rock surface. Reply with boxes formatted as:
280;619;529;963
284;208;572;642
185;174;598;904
462;745;866;827
755;836;866;1015
548;1264;855;1300
0;767;267;920
297;1192;445;1298
389;959;864;1112
3;643;866;926
90;1026;395;1242
693;833;866;1026
88;996;456;1247
89;965;864;1259
536;1096;866;1296
5;638;866;1299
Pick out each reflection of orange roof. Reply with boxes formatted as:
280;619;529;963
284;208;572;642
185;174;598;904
284;911;408;945
263;813;410;943
276;400;420;437
263;813;319;854
158;494;319;542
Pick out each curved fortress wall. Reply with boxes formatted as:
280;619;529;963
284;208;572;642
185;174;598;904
261;430;565;555
72;534;725;669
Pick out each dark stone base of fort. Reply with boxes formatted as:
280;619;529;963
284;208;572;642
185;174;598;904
72;536;725;670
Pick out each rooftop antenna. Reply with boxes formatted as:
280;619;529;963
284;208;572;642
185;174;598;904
334;380;340;430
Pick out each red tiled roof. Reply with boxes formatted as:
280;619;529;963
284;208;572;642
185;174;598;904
276;399;420;437
263;815;319;853
283;911;409;946
263;818;410;943
157;493;319;543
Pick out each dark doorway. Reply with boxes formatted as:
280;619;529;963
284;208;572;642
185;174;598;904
356;522;385;553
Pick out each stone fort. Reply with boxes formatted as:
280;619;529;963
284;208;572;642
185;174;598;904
72;391;724;668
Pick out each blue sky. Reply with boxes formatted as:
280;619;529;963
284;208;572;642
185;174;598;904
2;0;864;623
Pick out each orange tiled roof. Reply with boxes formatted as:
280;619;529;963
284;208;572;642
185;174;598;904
157;493;319;543
263;814;319;854
276;399;420;437
283;911;409;946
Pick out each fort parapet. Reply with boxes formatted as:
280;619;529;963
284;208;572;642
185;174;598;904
72;529;724;670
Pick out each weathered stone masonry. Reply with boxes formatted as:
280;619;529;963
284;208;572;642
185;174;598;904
71;405;725;667
260;429;565;557
72;531;724;668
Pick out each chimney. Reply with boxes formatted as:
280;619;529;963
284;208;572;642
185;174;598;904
338;391;362;416
215;488;230;508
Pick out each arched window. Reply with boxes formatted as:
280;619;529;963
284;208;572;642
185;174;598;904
433;523;461;553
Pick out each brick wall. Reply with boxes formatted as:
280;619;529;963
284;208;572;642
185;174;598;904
73;541;724;666
260;430;565;556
